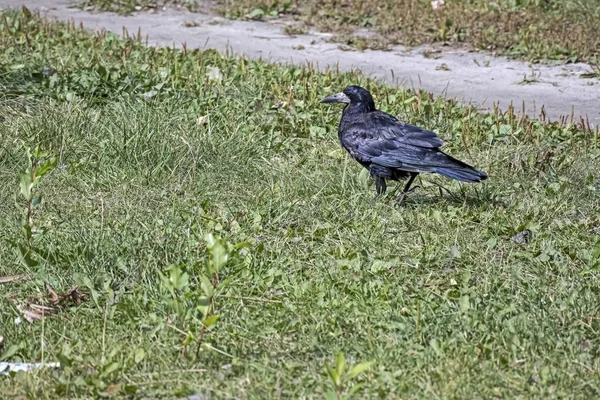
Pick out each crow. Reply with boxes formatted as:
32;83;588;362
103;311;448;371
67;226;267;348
320;85;487;204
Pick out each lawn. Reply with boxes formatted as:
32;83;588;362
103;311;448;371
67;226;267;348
76;0;600;65
1;7;600;399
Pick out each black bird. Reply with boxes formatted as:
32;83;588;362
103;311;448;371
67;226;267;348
320;85;487;204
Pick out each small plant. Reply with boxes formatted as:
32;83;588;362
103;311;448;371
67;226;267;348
283;24;308;36
160;232;248;359
76;0;199;14
10;144;57;267
580;66;600;79
325;352;374;400
518;68;542;85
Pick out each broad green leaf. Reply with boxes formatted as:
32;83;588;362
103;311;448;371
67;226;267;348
36;157;57;178
183;331;195;345
21;224;32;241
123;385;138;395
325;363;338;387
217;275;234;290
430;338;443;356
200;274;214;297
347;361;374;379
348;383;363;397
206;234;228;272
335;351;346;377
23;144;32;162
196;296;210;317
18;243;38;267
33;146;49;159
20;171;32;199
134;348;145;363
203;315;220;328
0;344;23;361
73;273;99;307
158;271;173;295
204;232;216;248
31;196;42;208
234;241;252;249
325;392;337;400
169;266;189;291
370;260;388;273
100;361;120;377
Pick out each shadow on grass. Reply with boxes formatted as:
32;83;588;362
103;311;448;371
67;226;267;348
378;180;507;209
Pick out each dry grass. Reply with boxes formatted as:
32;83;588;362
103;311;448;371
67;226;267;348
217;0;600;63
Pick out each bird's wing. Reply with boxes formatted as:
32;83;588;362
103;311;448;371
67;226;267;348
368;111;444;148
341;117;451;172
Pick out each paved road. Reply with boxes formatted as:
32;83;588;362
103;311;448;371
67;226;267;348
2;0;599;126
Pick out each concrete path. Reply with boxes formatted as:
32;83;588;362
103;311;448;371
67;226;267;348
2;0;599;126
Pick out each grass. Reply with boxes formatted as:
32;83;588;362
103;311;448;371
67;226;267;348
216;0;600;64
1;7;600;399
75;0;199;14
73;0;600;64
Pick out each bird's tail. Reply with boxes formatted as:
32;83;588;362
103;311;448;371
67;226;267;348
433;152;488;182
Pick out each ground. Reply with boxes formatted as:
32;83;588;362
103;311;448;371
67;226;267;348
1;0;599;126
1;5;600;400
76;0;600;67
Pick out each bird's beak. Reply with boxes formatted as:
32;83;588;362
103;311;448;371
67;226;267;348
319;92;350;104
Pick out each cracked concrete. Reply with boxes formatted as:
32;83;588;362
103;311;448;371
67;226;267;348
2;0;599;126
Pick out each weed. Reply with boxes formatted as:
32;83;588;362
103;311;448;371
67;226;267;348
324;352;373;400
283;23;308;36
76;0;199;14
159;233;249;359
518;68;542;85
580;66;600;79
182;20;200;27
7;145;57;268
423;49;442;59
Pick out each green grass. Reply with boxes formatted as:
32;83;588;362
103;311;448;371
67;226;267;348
75;0;199;14
216;0;600;64
1;8;600;399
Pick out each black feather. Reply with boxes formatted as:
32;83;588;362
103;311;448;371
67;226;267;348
321;85;487;202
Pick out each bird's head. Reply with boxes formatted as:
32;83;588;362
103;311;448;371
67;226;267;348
319;85;375;111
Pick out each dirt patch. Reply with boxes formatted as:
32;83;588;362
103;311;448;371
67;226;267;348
1;0;599;126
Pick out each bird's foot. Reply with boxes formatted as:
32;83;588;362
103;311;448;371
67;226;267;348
396;186;420;205
370;194;382;206
396;193;406;205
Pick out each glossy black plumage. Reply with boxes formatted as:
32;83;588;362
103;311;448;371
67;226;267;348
320;85;487;203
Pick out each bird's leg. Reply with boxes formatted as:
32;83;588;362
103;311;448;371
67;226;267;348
396;173;419;205
371;176;387;205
